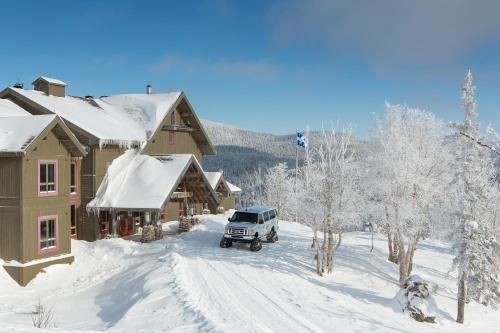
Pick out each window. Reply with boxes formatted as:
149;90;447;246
70;205;77;237
39;215;57;253
229;212;258;223
99;211;110;238
168;131;175;145
70;161;76;194
39;160;57;196
258;214;264;224
269;210;277;219
264;211;270;221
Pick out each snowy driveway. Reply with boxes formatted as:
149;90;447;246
0;215;498;332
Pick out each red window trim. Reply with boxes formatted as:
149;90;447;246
70;160;78;196
168;131;175;145
38;160;58;197
38;214;58;255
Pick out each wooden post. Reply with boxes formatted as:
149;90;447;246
111;210;117;237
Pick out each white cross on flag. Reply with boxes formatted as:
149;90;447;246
296;131;308;149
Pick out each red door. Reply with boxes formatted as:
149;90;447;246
119;212;135;237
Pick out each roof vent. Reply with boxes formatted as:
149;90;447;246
146;84;152;95
13;82;24;89
85;95;93;99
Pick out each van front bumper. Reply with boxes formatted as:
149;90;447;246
223;234;254;243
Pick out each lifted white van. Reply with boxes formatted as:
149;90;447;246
220;206;279;251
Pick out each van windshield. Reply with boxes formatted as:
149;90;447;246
229;212;258;223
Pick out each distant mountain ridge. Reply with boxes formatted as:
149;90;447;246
201;119;301;158
201;119;363;187
201;119;302;184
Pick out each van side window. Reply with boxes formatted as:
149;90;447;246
264;211;270;221
269;210;276;219
258;214;264;224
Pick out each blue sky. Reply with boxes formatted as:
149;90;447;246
1;0;499;137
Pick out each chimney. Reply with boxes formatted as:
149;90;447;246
32;76;66;97
146;84;152;95
13;82;24;89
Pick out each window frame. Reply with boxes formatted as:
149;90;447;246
263;211;270;221
38;215;58;254
70;160;77;195
168;131;175;145
38;160;58;197
70;205;77;237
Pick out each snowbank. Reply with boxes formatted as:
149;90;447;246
0;216;498;332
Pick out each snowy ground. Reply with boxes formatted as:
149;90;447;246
0;214;498;333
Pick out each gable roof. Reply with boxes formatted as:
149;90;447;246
0;99;31;117
204;171;242;194
1;88;215;154
226;181;242;193
88;151;218;210
32;76;67;86
0;115;86;157
204;171;223;190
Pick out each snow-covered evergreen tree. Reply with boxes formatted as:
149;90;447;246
451;69;500;324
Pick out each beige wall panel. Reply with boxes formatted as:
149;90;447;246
0;156;22;261
21;131;72;262
142;108;203;163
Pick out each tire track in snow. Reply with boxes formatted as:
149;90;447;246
209;240;325;332
174;227;323;333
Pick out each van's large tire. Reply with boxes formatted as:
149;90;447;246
267;229;278;243
220;238;232;248
250;238;262;252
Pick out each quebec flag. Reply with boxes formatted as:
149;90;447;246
296;131;308;149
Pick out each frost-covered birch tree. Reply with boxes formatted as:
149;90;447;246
264;163;293;220
313;126;357;274
374;103;450;287
294;148;327;275
450;69;500;324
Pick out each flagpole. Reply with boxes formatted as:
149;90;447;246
295;129;299;224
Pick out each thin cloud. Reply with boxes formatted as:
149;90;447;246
152;54;284;80
271;0;500;68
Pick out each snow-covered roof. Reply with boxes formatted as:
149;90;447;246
0;115;86;157
204;171;241;194
0;115;55;153
226;181;242;193
88;151;216;210
0;99;31;117
204;171;223;190
7;88;185;148
33;76;67;86
9;88;153;144
97;92;181;137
